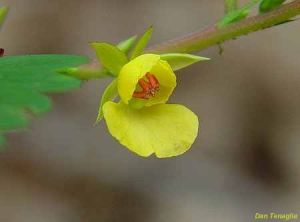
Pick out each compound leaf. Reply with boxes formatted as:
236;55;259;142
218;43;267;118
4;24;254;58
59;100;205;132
0;54;89;146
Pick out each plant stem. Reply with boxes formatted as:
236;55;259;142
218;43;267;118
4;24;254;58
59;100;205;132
225;0;238;13
71;0;300;78
147;0;300;54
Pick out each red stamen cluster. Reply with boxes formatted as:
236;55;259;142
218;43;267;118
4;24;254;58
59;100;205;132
133;73;160;99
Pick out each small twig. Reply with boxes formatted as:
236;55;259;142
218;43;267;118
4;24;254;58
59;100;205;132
79;1;300;74
147;0;300;54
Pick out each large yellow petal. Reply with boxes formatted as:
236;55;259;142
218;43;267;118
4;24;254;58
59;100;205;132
103;101;199;158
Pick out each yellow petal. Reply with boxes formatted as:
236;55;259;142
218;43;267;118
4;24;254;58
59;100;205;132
103;101;199;158
118;54;160;104
145;59;176;106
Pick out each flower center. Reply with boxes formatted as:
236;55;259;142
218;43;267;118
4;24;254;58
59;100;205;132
133;73;160;99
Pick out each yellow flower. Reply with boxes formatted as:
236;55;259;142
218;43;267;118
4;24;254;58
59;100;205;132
62;28;209;158
103;54;199;158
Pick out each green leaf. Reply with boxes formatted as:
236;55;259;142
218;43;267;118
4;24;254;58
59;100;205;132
95;79;118;123
130;27;153;60
0;6;8;27
117;35;137;54
218;0;260;28
91;42;128;76
0;54;89;146
160;53;210;71
259;0;286;13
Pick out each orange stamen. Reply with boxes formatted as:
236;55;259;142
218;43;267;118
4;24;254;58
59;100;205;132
132;91;150;99
138;79;150;91
146;73;159;89
132;73;160;99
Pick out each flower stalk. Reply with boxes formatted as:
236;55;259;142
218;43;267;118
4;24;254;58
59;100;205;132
147;0;300;54
80;0;300;71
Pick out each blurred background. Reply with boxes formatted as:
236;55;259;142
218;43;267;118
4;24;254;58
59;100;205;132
0;0;300;221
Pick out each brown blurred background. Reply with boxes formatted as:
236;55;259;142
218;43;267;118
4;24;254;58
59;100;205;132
0;0;300;221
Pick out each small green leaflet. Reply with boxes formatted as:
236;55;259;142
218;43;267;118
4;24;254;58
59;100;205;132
95;79;118;123
259;0;286;13
160;53;210;71
218;0;260;28
91;42;128;77
130;26;153;60
0;55;89;146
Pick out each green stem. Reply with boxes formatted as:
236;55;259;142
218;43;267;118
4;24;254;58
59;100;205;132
225;0;238;13
147;0;300;54
66;0;300;79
